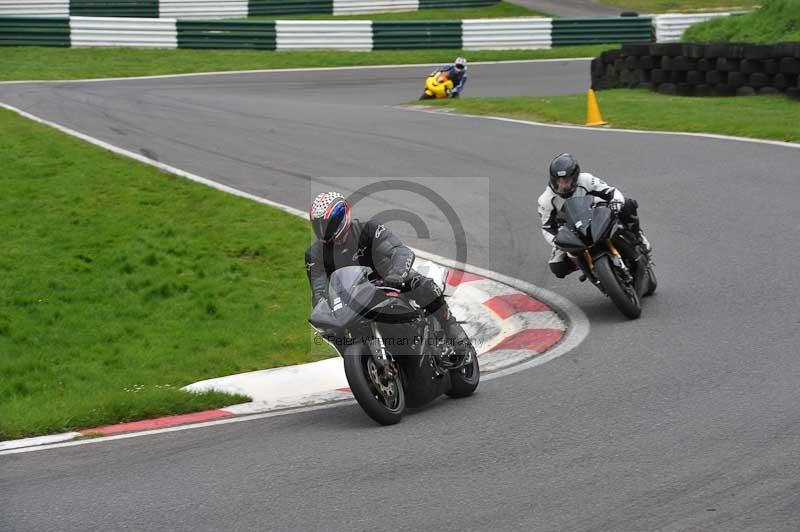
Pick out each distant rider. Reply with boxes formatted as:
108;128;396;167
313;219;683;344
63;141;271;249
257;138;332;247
434;56;469;98
538;153;652;278
305;191;472;359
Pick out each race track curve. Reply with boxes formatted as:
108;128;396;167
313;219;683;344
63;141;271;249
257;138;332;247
1;59;799;532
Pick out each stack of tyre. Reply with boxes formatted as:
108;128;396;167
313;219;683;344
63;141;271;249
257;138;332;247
592;42;800;99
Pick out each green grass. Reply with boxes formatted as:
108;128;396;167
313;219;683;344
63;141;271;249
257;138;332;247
0;108;334;441
599;0;761;12
247;1;546;20
0;45;611;81
683;0;800;42
425;89;800;142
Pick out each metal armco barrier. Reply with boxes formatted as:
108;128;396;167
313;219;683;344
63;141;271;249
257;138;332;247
653;12;733;43
552;16;652;46
333;0;417;16
420;0;496;6
0;15;70;45
3;14;709;51
177;19;276;48
0;1;68;17
70;15;176;47
0;0;497;18
372;20;461;49
249;0;333;16
276;20;372;50
159;0;248;19
70;0;158;18
462;17;550;50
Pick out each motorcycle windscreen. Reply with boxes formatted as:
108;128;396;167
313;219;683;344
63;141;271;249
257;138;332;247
309;298;345;330
589;205;614;242
561;196;595;237
327;266;379;323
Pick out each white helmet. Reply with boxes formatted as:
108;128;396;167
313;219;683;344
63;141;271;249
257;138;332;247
454;57;467;71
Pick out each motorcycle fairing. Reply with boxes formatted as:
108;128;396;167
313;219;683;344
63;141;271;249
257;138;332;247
554;225;586;253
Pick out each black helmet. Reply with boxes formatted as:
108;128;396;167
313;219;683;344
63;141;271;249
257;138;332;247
549;153;580;198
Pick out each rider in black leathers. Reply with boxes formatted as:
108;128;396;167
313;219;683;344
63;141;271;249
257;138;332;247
305;192;471;358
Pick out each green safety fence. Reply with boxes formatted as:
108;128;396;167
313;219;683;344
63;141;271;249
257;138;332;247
419;0;499;9
70;0;159;18
177;20;277;49
373;20;462;49
0;15;660;50
0;16;70;47
552;17;653;46
248;0;334;16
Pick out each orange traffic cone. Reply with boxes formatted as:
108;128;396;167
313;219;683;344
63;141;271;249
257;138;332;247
586;89;608;127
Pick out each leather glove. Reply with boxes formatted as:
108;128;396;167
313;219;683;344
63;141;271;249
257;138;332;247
383;273;407;290
609;200;624;213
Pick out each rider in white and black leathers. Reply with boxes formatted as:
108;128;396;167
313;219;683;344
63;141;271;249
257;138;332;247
305;192;471;358
538;153;652;278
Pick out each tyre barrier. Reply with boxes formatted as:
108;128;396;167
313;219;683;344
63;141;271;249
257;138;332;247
591;42;800;100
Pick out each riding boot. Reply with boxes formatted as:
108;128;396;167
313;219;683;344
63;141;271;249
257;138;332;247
432;305;473;362
638;229;653;256
626;215;653;256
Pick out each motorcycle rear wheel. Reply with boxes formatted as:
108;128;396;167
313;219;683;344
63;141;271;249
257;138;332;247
594;255;642;319
343;345;405;425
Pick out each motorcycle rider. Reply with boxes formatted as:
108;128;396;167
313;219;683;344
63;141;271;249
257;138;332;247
538;153;652;278
305;191;472;360
434;56;469;98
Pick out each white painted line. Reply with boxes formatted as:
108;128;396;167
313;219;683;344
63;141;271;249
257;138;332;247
0;403;349;456
401;106;800;151
0;102;588;454
0;432;82;451
0;57;593;85
185;358;348;402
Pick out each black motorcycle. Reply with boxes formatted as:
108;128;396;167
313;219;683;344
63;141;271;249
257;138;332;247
309;265;479;425
553;196;656;319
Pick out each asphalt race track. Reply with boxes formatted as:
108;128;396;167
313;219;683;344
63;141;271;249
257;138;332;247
2;59;800;532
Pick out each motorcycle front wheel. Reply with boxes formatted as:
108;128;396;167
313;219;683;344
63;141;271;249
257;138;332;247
594;254;642;319
343;345;405;425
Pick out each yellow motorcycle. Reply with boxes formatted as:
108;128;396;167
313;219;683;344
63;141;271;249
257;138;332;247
420;70;455;100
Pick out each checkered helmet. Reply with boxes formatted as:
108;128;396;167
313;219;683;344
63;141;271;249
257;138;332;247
309;192;352;243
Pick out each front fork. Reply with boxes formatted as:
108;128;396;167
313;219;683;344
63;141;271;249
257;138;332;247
368;323;401;383
606;240;633;284
579;240;633;286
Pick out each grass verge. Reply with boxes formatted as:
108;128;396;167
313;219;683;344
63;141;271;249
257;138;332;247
599;0;760;12
247;1;546;20
0;107;330;441
683;0;800;43
425;89;800;142
0;45;611;82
